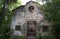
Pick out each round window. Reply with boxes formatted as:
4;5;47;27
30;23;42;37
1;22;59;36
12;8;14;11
28;6;34;13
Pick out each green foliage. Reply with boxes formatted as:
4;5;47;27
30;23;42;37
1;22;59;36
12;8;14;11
0;9;13;39
8;0;22;11
41;0;60;39
0;0;60;39
0;0;21;39
12;36;26;39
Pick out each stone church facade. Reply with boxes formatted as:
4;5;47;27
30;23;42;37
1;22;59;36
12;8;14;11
11;1;51;38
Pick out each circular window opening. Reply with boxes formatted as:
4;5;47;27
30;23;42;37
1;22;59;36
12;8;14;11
28;6;34;13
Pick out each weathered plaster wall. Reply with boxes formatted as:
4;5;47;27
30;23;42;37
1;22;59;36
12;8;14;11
11;1;51;36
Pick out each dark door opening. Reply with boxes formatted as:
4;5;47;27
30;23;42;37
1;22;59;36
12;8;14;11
27;21;36;39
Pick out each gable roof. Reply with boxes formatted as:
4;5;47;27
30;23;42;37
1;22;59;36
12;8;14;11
12;1;40;12
12;5;25;12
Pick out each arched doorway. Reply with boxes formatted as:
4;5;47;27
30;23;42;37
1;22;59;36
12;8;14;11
27;21;36;39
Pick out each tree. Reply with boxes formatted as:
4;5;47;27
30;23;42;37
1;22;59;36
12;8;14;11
41;0;60;39
36;0;60;39
0;0;21;39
